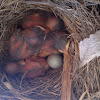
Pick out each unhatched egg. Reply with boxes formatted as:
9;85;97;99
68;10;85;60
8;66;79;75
47;54;63;68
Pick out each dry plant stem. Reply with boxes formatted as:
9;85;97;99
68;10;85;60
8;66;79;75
61;53;72;100
84;81;91;100
79;91;87;100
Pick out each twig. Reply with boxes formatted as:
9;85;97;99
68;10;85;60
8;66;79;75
61;53;72;100
79;91;87;100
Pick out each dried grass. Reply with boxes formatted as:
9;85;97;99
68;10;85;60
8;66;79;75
0;0;100;100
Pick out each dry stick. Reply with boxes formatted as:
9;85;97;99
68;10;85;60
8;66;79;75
61;53;72;100
84;81;91;100
79;91;87;100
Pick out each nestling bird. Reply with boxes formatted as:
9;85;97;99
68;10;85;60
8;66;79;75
18;56;49;78
45;15;64;32
9;29;34;60
22;13;46;29
5;56;49;78
39;32;58;57
54;31;68;54
23;26;46;56
24;26;45;45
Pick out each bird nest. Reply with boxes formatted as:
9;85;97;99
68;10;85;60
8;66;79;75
0;0;100;100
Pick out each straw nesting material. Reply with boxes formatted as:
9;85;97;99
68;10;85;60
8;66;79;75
0;0;100;100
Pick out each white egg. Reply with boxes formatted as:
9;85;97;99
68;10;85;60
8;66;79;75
47;54;63;68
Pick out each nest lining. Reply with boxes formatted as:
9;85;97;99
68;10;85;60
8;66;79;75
0;0;100;100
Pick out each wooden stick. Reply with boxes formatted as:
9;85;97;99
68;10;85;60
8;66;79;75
61;53;72;100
